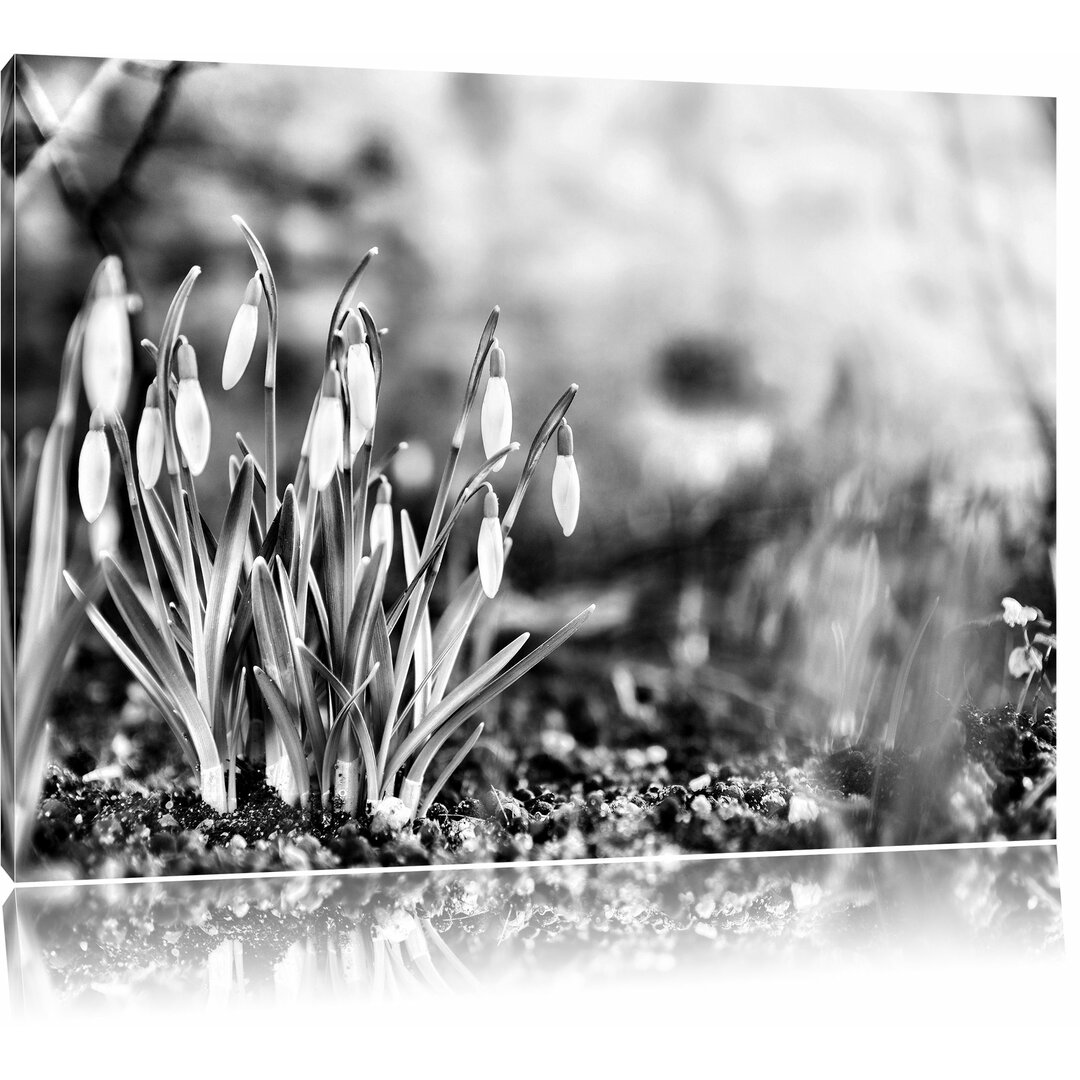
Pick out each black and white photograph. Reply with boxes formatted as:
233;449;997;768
0;55;1058;879
0;18;1071;1067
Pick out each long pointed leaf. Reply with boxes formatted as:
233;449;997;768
65;573;199;772
384;632;530;781
274;557;327;771
318;470;349;665
401;510;432;724
205;456;255;708
416;723;485;818
99;557;216;765
253;667;311;806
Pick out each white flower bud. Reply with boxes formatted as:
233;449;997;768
174;343;212;476
78;414;111;523
481;346;512;471
136;385;164;488
369;477;394;558
309;371;344;492
551;420;580;537
346;341;377;455
82;257;132;412
222;276;262;390
478;489;504;599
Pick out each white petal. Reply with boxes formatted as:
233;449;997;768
481;376;512;471
309;396;344;491
175;380;212;475
78;429;111;522
552;454;580;537
82;296;132;412
347;343;377;438
369;502;394;560
222;303;259;390
136;407;164;488
478;516;504;598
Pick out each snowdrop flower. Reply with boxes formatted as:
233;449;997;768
221;274;261;390
174;341;211;475
82;256;132;413
481;344;512;471
478;488;504;598
1001;597;1041;628
135;382;164;488
369;476;394;558
78;408;111;523
345;339;377;455
309;367;345;492
551;419;580;537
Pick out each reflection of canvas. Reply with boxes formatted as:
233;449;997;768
1;57;1055;882
4;845;1062;1009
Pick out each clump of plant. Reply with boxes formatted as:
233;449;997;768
66;217;590;826
1;260;125;872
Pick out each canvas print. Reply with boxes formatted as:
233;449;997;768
0;57;1056;880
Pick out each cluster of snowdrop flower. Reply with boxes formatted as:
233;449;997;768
69;220;591;819
76;255;582;600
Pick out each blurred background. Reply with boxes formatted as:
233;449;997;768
2;56;1056;751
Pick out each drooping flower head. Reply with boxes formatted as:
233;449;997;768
369;475;394;560
551;418;580;537
478;487;505;598
481;342;512;471
222;274;262;390
136;381;165;489
82;256;133;413
309;365;345;492
78;407;111;523
343;311;377;457
174;340;212;475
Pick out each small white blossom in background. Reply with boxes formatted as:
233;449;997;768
1001;596;1042;628
221;274;262;390
1008;645;1043;680
82;256;133;413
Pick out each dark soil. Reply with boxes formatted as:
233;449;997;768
27;663;1056;879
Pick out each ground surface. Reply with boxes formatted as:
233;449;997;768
25;648;1056;880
